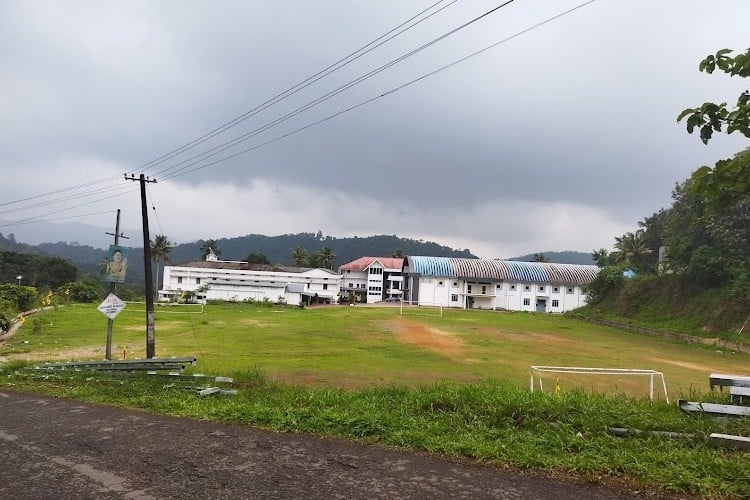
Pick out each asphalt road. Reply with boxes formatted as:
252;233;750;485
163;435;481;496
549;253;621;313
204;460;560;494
0;391;647;499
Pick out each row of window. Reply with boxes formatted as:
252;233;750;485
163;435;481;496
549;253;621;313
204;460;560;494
434;280;575;294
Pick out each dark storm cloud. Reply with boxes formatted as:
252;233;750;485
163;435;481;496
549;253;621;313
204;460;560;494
0;0;748;256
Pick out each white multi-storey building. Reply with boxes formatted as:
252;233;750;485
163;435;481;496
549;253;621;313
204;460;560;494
338;256;404;303
159;251;342;305
402;256;599;312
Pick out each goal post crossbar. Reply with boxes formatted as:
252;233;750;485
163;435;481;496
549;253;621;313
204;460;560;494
399;300;443;317
529;365;669;403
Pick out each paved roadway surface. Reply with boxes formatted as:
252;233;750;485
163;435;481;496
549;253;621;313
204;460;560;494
0;391;650;499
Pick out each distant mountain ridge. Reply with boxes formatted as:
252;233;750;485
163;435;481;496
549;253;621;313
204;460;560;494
0;232;477;288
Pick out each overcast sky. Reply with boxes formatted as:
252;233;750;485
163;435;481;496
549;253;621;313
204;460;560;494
1;0;748;259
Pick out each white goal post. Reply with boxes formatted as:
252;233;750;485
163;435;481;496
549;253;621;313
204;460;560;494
530;365;669;403
399;300;443;317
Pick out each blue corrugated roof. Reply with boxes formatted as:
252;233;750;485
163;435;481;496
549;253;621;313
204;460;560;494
405;256;598;285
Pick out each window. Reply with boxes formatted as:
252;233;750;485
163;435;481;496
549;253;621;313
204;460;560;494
552;299;559;307
539;286;545;292
523;298;530;306
451;294;458;302
349;283;353;288
509;284;516;291
196;278;201;285
177;277;182;284
481;285;486;294
496;284;502;289
524;285;530;291
553;286;559;293
323;284;328;290
567;287;574;294
393;282;400;290
467;285;472;294
453;282;458;287
438;280;444;286
369;267;382;275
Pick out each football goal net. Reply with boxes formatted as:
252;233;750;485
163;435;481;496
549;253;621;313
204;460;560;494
529;365;669;403
399;300;443;317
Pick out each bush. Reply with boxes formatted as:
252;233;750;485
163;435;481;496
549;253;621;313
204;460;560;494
0;284;38;311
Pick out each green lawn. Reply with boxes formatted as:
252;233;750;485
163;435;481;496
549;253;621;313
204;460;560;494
3;302;748;400
3;302;750;498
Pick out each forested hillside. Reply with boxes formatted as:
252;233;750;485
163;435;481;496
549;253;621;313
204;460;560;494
579;47;750;337
1;232;476;290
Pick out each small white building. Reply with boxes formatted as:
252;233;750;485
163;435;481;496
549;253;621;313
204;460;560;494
338;256;404;303
402;256;599;312
159;252;342;305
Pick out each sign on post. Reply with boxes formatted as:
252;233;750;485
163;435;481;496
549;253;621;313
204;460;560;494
98;293;126;320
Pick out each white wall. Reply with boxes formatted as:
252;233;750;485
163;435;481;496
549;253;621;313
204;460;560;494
409;276;589;312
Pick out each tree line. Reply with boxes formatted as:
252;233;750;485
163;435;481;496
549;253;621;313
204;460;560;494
587;48;750;316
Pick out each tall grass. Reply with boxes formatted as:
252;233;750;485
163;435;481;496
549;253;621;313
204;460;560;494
3;364;749;498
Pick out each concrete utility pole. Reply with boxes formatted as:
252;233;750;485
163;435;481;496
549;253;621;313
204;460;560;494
125;174;157;358
104;209;128;360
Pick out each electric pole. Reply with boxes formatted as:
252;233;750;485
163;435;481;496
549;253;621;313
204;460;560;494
125;173;157;358
104;209;128;360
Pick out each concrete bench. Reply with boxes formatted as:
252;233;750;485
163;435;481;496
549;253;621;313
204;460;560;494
709;373;750;391
730;386;750;405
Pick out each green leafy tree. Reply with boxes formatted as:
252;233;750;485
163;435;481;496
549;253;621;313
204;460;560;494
150;234;174;294
391;249;405;258
677;47;750;144
245;253;270;265
290;245;309;267
0;284;38;311
690;148;750;214
200;239;221;259
62;277;103;303
584;264;628;305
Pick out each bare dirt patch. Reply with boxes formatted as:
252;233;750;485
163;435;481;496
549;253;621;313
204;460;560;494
479;327;576;346
1;346;106;362
382;318;463;359
237;319;274;328
649;357;724;373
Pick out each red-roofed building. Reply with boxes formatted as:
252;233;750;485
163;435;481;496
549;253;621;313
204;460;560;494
338;257;404;303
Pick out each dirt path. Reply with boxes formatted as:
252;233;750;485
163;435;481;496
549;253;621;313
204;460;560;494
0;391;646;499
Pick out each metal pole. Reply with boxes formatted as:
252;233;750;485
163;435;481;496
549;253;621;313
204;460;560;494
105;209;121;360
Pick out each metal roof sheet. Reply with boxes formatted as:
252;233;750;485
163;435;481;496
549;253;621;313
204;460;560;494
404;256;599;285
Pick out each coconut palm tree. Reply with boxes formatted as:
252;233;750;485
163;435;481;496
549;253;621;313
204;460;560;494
290;245;308;267
317;246;336;270
612;230;652;270
150;234;174;297
591;248;610;267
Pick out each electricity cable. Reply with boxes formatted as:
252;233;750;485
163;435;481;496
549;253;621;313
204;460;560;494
161;0;596;182
152;0;516;179
138;0;458;172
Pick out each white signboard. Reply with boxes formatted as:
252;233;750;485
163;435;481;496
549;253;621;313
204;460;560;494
98;293;126;320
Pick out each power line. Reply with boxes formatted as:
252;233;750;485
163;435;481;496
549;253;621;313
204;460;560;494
138;0;459;173
0;210;116;228
162;0;597;182
0;2;460;222
153;0;516;180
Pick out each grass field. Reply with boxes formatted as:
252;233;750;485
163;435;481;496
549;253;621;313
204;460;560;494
2;302;749;400
2;302;750;498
